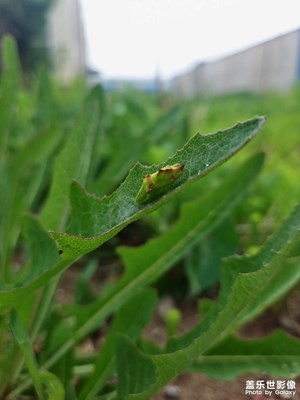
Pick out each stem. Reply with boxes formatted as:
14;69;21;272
9;279;59;386
19;342;46;400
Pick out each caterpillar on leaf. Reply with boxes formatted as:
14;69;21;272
135;163;184;204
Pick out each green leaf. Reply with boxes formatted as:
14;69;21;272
0;127;63;277
10;310;45;400
121;204;300;399
0;151;263;317
185;218;239;295
10;310;28;345
8;127;62;176
17;215;62;285
79;289;157;400
0;216;66;311
4;150;264;396
33;68;60;130
37;152;263;378
0;120;264;309
39;371;65;400
40;90;100;230
0;35;22;271
51;117;265;260
74;260;98;305
116;334;157;400
192;330;300;379
0;35;21;156
94;105;183;195
114;154;263;304
38;310;76;391
86;85;107;184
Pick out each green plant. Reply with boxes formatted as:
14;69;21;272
1;36;300;400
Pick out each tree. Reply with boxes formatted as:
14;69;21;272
0;0;53;73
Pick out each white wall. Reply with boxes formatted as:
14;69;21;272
172;29;300;97
47;0;86;83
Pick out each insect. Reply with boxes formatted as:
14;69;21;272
135;163;185;204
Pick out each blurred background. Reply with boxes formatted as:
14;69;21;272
1;0;299;90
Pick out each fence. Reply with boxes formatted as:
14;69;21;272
171;28;300;97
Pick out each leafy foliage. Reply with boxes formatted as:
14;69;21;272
1;35;300;400
117;204;300;399
192;331;300;380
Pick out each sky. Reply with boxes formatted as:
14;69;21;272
80;0;300;80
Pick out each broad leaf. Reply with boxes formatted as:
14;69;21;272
192;330;300;379
10;310;47;400
0;35;21;156
185;218;239;295
2;120;265;396
0;119;264;311
116;334;156;400
1;128;63;278
40;90;100;230
114;203;300;399
78;289;157;400
37;152;263;376
51;117;265;260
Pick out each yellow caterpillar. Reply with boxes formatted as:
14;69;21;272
135;163;184;204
